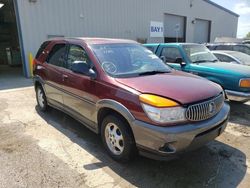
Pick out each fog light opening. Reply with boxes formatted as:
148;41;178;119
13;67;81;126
159;142;176;154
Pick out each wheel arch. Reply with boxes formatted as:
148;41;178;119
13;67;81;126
33;76;46;91
96;99;135;134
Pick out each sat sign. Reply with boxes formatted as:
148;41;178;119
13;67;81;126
150;21;164;37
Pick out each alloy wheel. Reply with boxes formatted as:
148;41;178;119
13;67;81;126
37;87;45;108
105;123;124;155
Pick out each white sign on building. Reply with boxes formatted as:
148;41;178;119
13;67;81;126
150;21;164;37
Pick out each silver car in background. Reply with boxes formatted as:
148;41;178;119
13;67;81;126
212;50;250;66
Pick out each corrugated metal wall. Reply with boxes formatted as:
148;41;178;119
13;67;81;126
15;0;238;77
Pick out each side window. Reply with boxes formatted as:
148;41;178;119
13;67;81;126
66;45;91;70
47;44;66;67
216;45;232;50
214;54;234;62
160;47;182;63
233;46;244;53
233;46;250;55
36;41;50;59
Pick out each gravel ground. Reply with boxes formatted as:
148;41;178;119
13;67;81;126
0;87;249;188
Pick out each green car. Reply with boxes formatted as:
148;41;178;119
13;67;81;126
144;43;250;102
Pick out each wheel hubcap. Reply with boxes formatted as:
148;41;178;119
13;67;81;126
37;88;45;108
105;123;124;155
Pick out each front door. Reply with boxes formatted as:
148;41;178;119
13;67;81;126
61;44;97;128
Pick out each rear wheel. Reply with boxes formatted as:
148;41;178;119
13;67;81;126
36;85;48;111
101;115;136;162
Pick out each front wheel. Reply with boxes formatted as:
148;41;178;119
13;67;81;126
101;115;137;162
36;85;48;111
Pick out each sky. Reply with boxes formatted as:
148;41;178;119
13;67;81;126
211;0;250;38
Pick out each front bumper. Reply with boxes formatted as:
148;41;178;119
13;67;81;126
130;103;230;160
225;89;250;102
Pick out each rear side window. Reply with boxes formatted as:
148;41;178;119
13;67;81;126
161;47;182;63
47;44;66;67
35;41;50;59
215;45;232;50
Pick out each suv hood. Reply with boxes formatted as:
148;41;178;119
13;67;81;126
115;71;222;105
200;62;250;76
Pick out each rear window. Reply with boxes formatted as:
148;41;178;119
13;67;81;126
145;46;155;52
35;41;50;59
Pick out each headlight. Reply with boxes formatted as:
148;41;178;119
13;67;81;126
239;78;250;88
139;94;187;124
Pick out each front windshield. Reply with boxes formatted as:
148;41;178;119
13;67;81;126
91;43;171;77
183;45;218;63
228;51;250;65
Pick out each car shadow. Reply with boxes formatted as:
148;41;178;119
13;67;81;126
36;106;247;188
229;101;250;127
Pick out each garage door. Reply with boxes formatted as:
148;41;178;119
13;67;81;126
164;14;186;43
194;19;210;43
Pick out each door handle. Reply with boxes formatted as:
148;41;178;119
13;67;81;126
62;74;68;81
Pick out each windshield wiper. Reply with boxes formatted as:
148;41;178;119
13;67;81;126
138;70;170;76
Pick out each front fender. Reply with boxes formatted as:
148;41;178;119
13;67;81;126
96;99;135;124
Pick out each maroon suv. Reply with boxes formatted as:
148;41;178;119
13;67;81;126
33;38;230;162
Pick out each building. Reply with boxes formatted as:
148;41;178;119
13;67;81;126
0;0;239;77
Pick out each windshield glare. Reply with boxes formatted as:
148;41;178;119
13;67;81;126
183;45;218;63
228;52;250;65
91;44;171;77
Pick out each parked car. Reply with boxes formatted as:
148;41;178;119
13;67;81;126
212;50;250;66
243;40;250;44
206;43;250;56
33;38;229;162
144;43;250;102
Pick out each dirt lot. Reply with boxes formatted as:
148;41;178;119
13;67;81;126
0;87;249;188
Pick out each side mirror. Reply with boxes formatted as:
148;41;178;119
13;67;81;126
71;61;97;79
175;57;186;67
160;56;166;63
88;69;97;79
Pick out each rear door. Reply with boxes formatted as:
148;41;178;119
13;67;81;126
43;43;67;106
61;44;98;128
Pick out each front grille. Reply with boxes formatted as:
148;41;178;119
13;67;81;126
186;93;224;121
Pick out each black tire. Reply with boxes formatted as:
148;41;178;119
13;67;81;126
230;100;247;104
36;85;49;112
101;114;137;162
